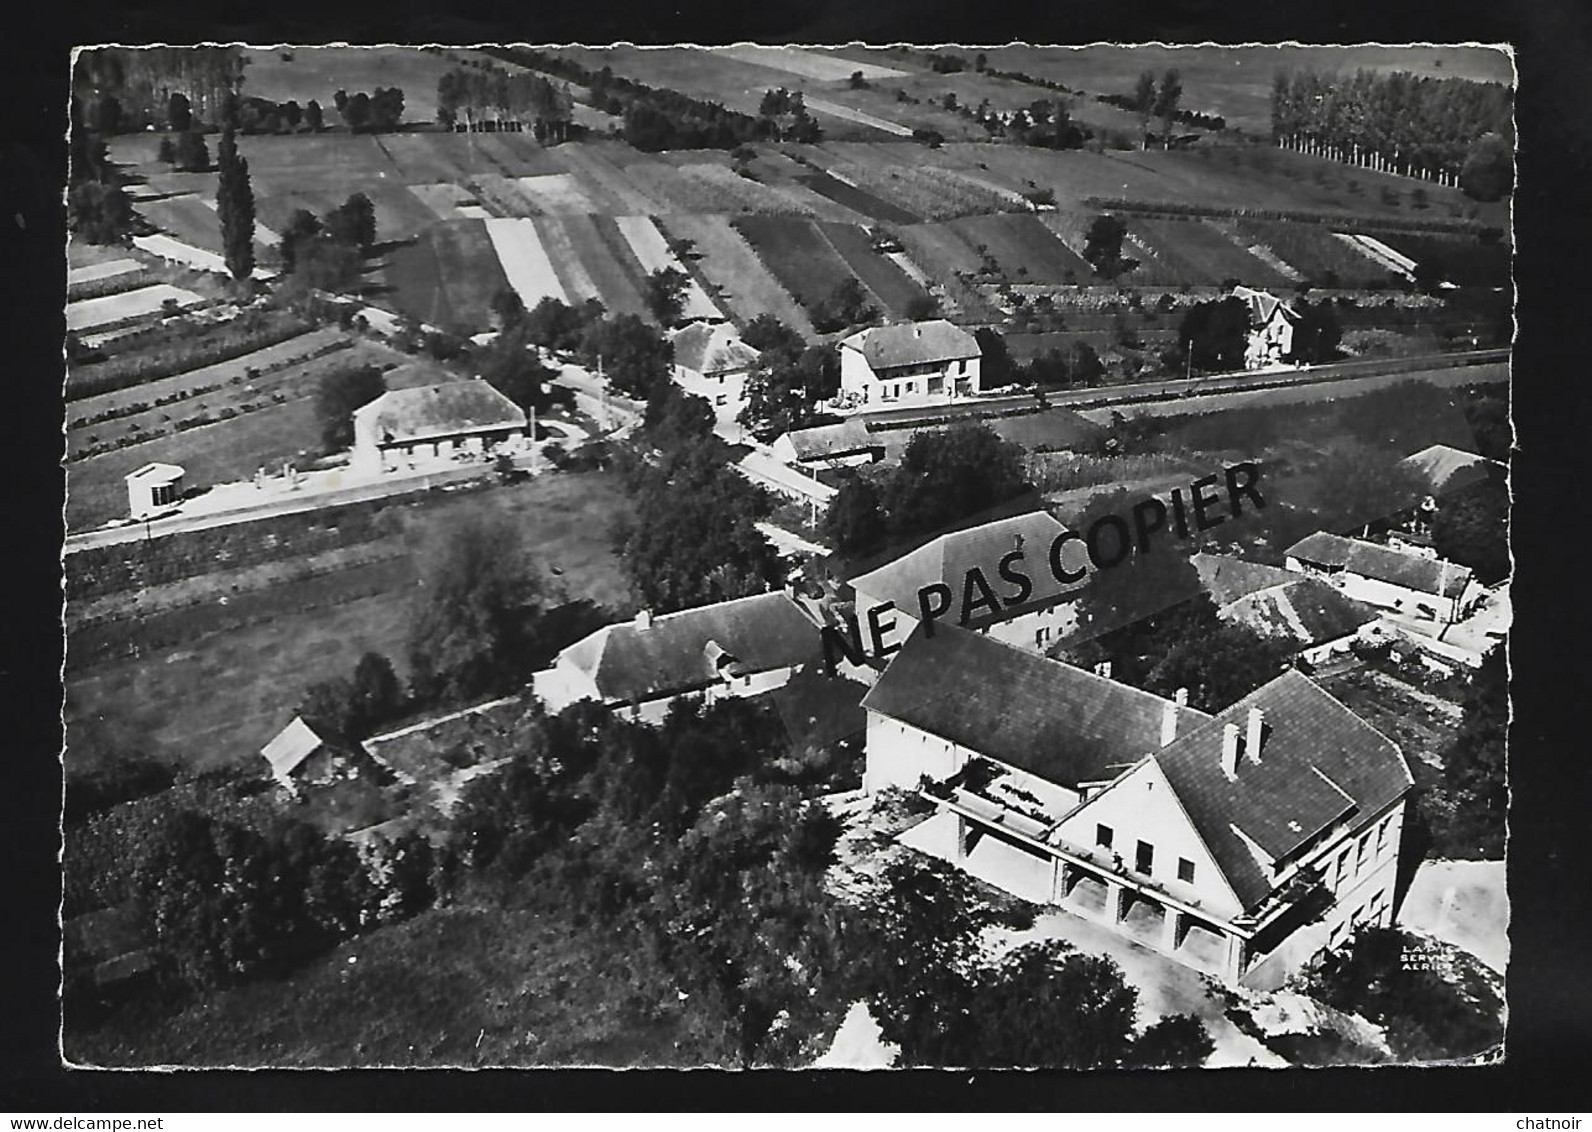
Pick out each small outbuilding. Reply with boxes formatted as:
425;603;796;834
124;462;185;518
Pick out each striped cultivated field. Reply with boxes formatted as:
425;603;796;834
514;173;603;215
409;183;487;222
484;218;569;308
945;213;1095;282
659;214;815;336
526;217;602;305
614;216;724;321
1131;219;1296;288
734;215;858;312
818;222;928;318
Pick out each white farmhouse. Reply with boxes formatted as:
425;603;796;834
668;322;761;436
351;380;527;474
1284;531;1474;625
837;319;983;407
1232;286;1300;370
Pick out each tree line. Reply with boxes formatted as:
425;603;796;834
1270;68;1513;196
435;64;575;139
71;46;243;135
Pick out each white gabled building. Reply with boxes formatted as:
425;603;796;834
351;380;527;473
1283;531;1475;625
1232;286;1300;370
837;320;983;407
668;322;761;437
862;625;1414;990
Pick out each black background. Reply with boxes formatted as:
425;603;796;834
2;0;1588;1111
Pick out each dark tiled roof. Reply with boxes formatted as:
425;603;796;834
1232;285;1297;327
1285;531;1472;599
355;380;527;445
1192;553;1300;606
850;510;1082;629
560;592;822;705
671;322;759;375
1154;670;1413;910
861;625;1209;788
840;319;980;371
1223;578;1378;649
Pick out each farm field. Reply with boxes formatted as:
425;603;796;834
513;172;602;215
380;219;511;333
1129;218;1295;288
238;46;463;126
813;155;1018;220
817;222;929;318
67;284;208;333
715;44;910;83
614;215;724;320
566;215;653;318
974;44;1514;135
658;213;815;336
523;217;601;305
797;169;920;225
484;217;569;308
68;258;144;289
733;214;858;313
945;212;1095;282
1232;219;1398;288
550;142;672;214
65;470;636;771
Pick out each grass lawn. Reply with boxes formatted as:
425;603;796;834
65;895;735;1068
65;470;636;773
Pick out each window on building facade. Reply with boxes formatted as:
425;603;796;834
1178;858;1195;883
1336;848;1352;888
1357;833;1370;870
1096;823;1113;849
1136;840;1154;875
1377;816;1392;854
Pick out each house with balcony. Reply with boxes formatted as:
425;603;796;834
862;625;1414;989
533;592;823;723
1283;531;1475;625
837;319;983;407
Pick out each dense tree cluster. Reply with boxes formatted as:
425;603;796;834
331;87;406;133
314;362;385;452
1270;68;1513;192
737;316;841;441
857;856;1213;1067
1083;214;1130;277
823;424;1031;556
757;88;823;143
435;65;574;139
1439;644;1507;858
279;193;377;292
1175;297;1251;373
809;277;878;335
617;442;783;614
298;651;407;744
71;47;243;133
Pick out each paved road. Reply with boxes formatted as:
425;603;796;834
65;462;497;555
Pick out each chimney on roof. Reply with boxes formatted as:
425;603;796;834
1246;707;1266;764
1221;723;1241;779
913;326;922;338
1175;687;1189;707
1094;660;1113;680
1160;700;1179;748
635;608;653;631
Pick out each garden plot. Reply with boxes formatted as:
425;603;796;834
484;218;569;308
525;217;602;305
68;259;143;290
67;285;208;333
1133;219;1296;288
898;221;985;277
514;172;602;215
946;213;1095;282
798;171;920;226
734;215;859;311
132;234;276;281
614;216;724;320
138;194;226;252
658;214;815;337
575;216;654;318
818;223;928;318
714;44;909;82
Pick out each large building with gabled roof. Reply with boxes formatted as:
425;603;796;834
1284;531;1475;624
534;592;824;723
862;624;1414;988
837;319;983;407
351;379;528;473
